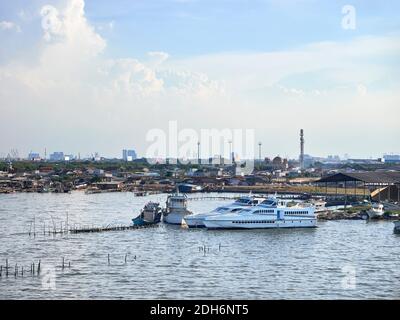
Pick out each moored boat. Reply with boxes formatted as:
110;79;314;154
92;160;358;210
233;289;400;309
203;197;316;229
163;193;192;225
132;202;162;226
366;203;385;219
177;183;203;193
184;195;266;228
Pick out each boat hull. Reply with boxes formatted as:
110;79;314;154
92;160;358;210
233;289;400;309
204;218;317;229
366;209;384;219
163;212;190;225
184;215;207;228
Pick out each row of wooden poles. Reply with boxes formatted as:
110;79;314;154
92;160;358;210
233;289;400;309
0;258;73;279
199;243;223;256
0;253;136;279
107;253;137;266
0;259;41;278
28;221;157;237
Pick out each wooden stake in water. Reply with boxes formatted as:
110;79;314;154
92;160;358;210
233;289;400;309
108;254;110;266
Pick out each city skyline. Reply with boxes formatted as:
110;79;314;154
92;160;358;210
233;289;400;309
0;0;399;159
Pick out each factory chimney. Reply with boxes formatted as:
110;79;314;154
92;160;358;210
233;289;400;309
300;129;305;170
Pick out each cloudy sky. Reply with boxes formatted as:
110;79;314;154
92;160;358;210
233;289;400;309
0;0;399;159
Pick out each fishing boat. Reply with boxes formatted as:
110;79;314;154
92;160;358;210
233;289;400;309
203;197;316;229
177;183;203;193
366;203;385;219
163;193;192;225
184;195;266;228
132;202;162;226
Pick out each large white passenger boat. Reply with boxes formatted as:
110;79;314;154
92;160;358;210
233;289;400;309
163;193;192;225
184;195;265;228
203;197;316;229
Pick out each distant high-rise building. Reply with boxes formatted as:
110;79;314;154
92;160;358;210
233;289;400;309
49;152;64;161
28;152;41;161
122;149;137;162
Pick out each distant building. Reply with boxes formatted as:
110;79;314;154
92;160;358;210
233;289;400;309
28;152;41;161
383;154;400;163
123;149;137;162
64;154;75;161
50;152;64;161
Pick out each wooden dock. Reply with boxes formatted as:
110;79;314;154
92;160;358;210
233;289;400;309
27;222;158;237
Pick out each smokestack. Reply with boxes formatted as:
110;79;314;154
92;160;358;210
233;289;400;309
300;129;305;170
197;141;200;165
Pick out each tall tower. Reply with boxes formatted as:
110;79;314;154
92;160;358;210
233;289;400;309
300;129;305;170
258;142;262;162
197;141;201;165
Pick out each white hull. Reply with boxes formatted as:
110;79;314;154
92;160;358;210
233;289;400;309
184;215;206;228
204;218;317;229
366;209;384;219
163;212;190;225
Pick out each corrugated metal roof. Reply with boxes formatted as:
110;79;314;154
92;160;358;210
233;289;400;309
317;171;400;184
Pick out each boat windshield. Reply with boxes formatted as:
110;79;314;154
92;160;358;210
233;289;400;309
234;198;251;205
261;199;276;206
213;207;231;213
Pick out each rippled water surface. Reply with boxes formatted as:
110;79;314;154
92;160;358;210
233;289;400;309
0;192;399;299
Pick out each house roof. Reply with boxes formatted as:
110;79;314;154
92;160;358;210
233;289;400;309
317;171;400;184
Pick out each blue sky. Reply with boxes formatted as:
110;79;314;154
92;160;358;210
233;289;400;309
0;0;399;159
84;0;400;57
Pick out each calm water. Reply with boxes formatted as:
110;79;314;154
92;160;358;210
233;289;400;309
0;192;399;300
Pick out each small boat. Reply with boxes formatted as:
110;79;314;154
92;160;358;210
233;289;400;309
366;203;385;219
163;193;192;225
177;183;203;193
394;221;400;234
132;202;162;226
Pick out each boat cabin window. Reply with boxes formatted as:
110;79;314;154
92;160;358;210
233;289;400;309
215;207;230;213
235;198;251;204
261;199;276;206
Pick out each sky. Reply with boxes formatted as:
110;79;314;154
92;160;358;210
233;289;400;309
0;0;399;160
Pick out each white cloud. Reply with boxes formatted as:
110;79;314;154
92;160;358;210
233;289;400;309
0;0;398;158
0;20;21;32
0;0;226;157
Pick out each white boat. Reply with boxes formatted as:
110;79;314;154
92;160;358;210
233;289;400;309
203;197;316;229
163;193;192;225
366;203;385;219
184;195;265;228
311;200;327;213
